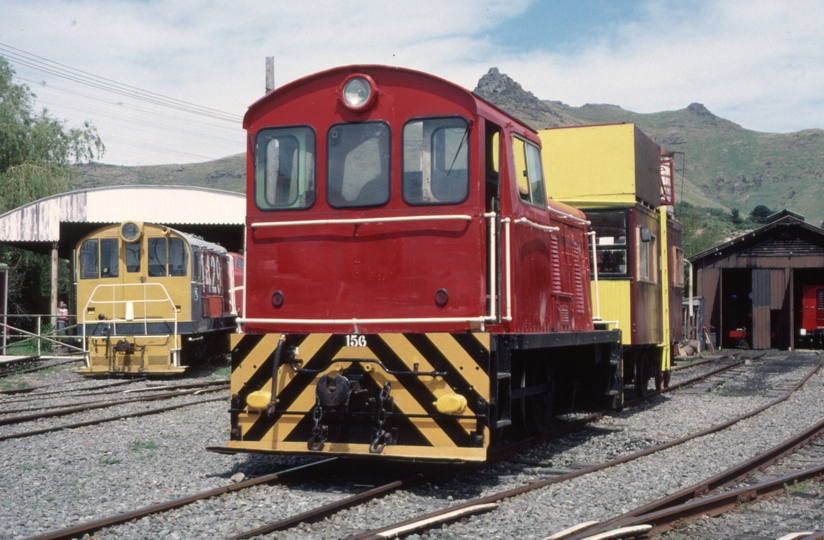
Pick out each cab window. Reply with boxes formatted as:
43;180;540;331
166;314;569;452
79;239;99;279
255;127;316;210
586;210;629;277
126;242;141;273
148;238;187;277
513;136;546;207
100;239;119;278
79;238;120;279
327;122;390;208
402;117;469;205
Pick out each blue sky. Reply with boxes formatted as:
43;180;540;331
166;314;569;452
494;2;646;53
1;0;822;166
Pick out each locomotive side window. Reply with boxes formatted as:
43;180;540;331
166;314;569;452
169;238;187;276
586;210;629;276
148;238;167;277
79;238;120;278
148;237;187;277
637;227;657;283
402;117;469;205
100;239;119;278
512;136;546;207
672;246;685;286
255;127;316;210
126;242;141;273
79;239;99;279
327;122;390;208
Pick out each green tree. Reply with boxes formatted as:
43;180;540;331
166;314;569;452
730;207;742;225
749;204;772;224
0;57;104;316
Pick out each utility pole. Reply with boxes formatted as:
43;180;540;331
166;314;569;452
265;57;275;94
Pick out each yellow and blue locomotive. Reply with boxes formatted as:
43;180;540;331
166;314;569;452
76;221;240;375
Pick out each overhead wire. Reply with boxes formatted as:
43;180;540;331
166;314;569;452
16;78;243;148
0;42;242;124
0;42;247;164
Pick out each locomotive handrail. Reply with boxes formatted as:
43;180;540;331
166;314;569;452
513;217;560;233
546;205;590;226
81;283;180;367
502;218;513;322
250;214;474;228
589;230;602;321
240;316;489;325
484;212;497;323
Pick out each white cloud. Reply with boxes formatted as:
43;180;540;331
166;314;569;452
501;0;824;132
0;0;821;165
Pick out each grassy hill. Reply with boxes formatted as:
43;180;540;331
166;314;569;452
75;67;824;256
474;68;824;231
76;154;245;193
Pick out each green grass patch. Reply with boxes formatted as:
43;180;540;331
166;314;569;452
98;458;122;466
0;379;31;391
129;441;160;452
211;366;230;379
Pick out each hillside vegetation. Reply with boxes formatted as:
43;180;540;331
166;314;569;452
473;68;824;230
75;67;824;256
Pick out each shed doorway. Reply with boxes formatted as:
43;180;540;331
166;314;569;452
722;269;752;349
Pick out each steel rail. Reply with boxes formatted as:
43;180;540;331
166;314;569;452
0;385;227;427
204;357;747;540
18;353;768;540
559;359;824;539
0;377;143;399
341;358;820;540
594;462;824;536
0;357;83;379
0;380;228;415
222;414;604;539
0;392;227;442
25;458;340;540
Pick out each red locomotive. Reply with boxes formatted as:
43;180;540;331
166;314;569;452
227;66;622;461
799;284;824;348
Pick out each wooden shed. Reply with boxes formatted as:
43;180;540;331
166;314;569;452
689;210;824;350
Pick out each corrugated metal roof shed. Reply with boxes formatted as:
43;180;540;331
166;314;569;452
0;186;245;256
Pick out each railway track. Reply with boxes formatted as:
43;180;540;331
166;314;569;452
16;351;814;540
340;353;822;540
0;384;228;442
0;380;227;417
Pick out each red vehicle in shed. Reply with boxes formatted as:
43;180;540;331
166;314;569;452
226;66;622;461
799;284;824;348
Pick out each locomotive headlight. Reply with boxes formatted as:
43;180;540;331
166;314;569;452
120;221;143;243
341;75;376;111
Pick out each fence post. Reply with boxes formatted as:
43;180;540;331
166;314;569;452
37;317;41;357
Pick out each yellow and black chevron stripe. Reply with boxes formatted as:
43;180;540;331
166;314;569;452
227;332;493;461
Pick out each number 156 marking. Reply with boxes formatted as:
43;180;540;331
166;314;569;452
346;335;367;347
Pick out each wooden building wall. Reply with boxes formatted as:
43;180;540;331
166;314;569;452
692;218;824;350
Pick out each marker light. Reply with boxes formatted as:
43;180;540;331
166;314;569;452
434;393;467;415
272;290;284;308
246;391;272;410
435;288;449;307
341;75;376;111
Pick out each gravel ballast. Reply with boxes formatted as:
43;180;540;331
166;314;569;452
0;352;822;539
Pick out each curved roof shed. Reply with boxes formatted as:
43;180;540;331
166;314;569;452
0;185;246;257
